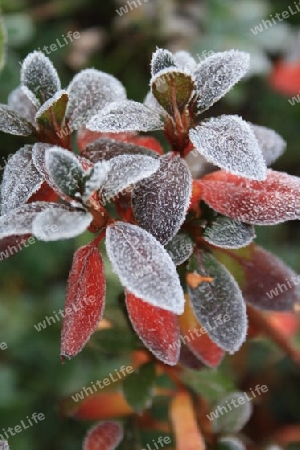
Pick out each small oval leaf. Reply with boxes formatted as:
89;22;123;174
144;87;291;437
8;86;37;124
211;391;253;434
151;69;195;115
32;209;92;241
87;100;164;133
187;250;247;354
83;421;123;450
189;115;267;180
101;154;160;202
202;216;255;249
35;90;68;128
132;153;192;245
82;137;159;162
105;222;185;314
194;50;250;114
0;104;34;136
251;123;286;166
66;69;127;131
21;51;61;104
1;145;44;214
200;170;300;225
151;48;177;76
126;291;180;365
61;245;106;359
165;233;194;265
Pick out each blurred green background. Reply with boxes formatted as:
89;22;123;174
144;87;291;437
0;0;300;449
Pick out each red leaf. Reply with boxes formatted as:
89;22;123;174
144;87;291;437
61;244;106;359
179;343;205;370
27;181;58;203
200;169;300;225
214;244;299;311
77;128;163;155
269;60;300;96
179;296;224;368
126;291;180;365
83;421;123;450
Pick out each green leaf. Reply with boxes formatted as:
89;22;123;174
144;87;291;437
36;90;68;129
180;368;234;403
0;14;6;71
165;233;194;265
202;215;255;249
122;362;156;412
211;391;253;434
151;70;195;116
187;250;247;354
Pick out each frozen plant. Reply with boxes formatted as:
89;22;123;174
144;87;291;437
0;48;299;450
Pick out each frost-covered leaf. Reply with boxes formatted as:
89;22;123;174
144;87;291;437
200;169;300;225
83;422;123;450
251;124;286;166
174;51;197;72
122;361;156;412
32;143;52;176
216;437;246;450
194;50;250;114
21;85;40;109
143;91;167;116
81;137;159;162
189;115;267;180
32;209;92;241
45;147;85;200
66;69;126;131
87;100;164;133
165;233;194;265
20;51;61;104
61;245;106;359
0;104;34;136
211;391;253;433
0;202;62;239
126;291;180;365
35;90;68;128
101;155;160;202
1;145;43;214
151;69;195;116
82;161;110;204
214;244;299;311
202;216;255;249
132;153;192;245
106;222;185;314
187;250;247;353
179;296;225;368
151;48;176;76
8;86;37;124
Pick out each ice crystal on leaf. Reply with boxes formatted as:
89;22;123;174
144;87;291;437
105;222;185;314
8;86;37;124
251;123;287;166
87;100;164;133
151;48;177;76
66;69;127;131
189;115;267;180
194;50;250;114
20;51;61;105
1;145;43;214
0;104;34;136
